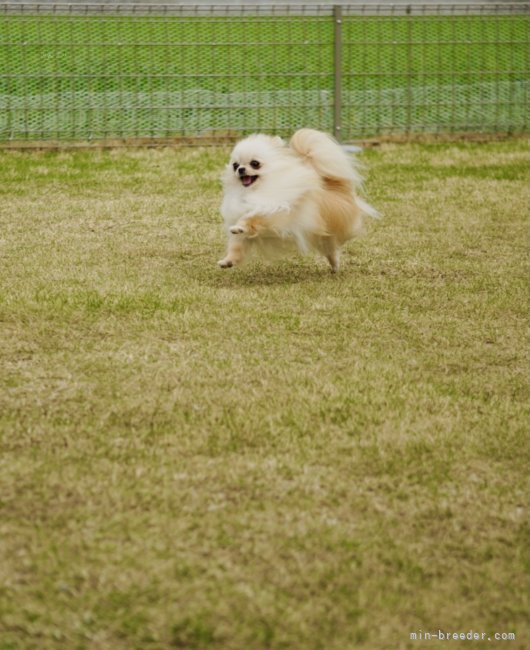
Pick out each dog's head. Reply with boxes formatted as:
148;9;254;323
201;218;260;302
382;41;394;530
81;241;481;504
224;134;285;189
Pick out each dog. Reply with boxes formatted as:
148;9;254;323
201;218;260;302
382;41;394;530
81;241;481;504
218;128;379;272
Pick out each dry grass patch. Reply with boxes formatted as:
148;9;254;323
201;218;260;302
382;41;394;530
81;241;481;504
0;141;527;650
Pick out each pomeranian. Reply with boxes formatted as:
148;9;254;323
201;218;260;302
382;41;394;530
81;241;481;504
218;128;379;272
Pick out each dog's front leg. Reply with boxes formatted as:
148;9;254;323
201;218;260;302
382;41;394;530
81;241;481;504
218;215;271;268
228;214;271;238
217;232;251;268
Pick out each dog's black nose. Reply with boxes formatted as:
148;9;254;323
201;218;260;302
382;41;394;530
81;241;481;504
238;167;246;176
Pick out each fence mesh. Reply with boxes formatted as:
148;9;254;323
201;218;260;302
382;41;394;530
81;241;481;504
0;3;528;145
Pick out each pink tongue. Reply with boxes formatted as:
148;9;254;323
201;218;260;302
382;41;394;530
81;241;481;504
242;176;253;186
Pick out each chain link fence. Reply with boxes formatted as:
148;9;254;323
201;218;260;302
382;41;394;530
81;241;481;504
0;2;528;146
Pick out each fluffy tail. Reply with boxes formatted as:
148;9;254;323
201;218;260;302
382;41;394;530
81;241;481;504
289;128;380;219
289;128;364;188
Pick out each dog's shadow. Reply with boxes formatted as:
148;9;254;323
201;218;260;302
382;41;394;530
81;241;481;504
187;257;340;289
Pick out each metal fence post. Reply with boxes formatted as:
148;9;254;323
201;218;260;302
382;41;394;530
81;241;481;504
406;4;413;135
333;5;342;142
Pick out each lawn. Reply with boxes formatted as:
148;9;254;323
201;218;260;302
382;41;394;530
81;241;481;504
1;12;528;140
0;140;528;649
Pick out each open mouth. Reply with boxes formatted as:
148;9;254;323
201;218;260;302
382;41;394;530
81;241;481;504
240;175;258;187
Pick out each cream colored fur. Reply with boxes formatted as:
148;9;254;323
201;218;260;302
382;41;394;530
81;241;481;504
218;128;379;272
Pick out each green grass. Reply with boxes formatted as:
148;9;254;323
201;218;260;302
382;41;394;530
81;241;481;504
0;13;528;140
0;140;528;649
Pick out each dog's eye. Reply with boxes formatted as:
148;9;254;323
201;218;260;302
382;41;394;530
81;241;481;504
250;160;261;170
232;162;239;171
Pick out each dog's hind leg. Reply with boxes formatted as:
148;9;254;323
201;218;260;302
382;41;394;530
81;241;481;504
316;236;340;273
326;248;340;273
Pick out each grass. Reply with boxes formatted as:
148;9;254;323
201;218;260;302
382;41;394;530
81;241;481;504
0;13;528;140
0;140;528;650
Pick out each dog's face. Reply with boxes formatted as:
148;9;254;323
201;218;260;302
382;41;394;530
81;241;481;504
225;134;285;190
231;157;261;187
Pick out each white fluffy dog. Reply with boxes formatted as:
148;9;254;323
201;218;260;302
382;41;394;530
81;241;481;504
218;128;379;272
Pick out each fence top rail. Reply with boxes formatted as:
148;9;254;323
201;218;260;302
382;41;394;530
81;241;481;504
1;2;529;16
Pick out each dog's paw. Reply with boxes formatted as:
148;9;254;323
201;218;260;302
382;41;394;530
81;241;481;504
230;225;247;235
217;258;234;268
